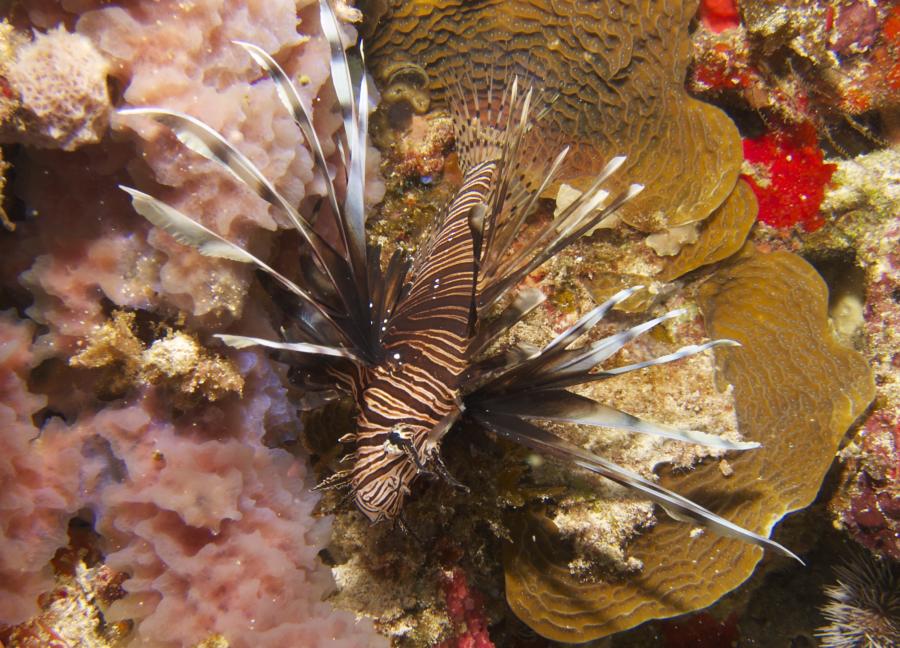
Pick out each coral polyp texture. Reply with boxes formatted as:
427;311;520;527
435;570;494;648
741;125;837;231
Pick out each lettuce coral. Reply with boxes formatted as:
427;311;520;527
365;0;744;234
501;248;874;642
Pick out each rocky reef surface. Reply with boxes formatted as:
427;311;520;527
0;0;898;647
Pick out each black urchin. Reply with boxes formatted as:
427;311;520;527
817;551;900;648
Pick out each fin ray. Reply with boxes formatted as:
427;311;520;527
474;412;801;562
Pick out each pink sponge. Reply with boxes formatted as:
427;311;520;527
0;312;83;624
0;311;385;645
0;0;388;644
0;26;111;150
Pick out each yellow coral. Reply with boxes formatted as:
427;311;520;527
70;311;243;403
502;249;875;641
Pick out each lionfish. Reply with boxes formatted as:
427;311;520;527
119;0;798;561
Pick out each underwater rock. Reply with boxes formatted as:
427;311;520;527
0;23;111;151
691;0;900;148
818;149;900;560
502;248;874;642
365;0;744;233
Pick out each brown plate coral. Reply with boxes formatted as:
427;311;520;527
659;179;758;281
502;248;874;641
364;0;744;233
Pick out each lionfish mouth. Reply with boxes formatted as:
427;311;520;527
116;0;800;564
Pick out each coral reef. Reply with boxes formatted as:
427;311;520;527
0;22;111;150
660;178;757;280
811;148;900;561
1;0;895;645
3;308;385;646
690;0;900;148
836;409;900;561
379;113;455;181
336;2;883;643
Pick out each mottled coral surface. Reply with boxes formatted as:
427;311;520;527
0;24;110;150
690;0;900;142
435;570;494;648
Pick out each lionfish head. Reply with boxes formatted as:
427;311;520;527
350;424;427;523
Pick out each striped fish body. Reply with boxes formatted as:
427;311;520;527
118;21;800;558
350;161;497;522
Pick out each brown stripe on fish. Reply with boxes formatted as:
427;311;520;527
347;160;496;522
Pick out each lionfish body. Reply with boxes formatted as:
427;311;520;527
351;162;493;521
118;1;800;559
